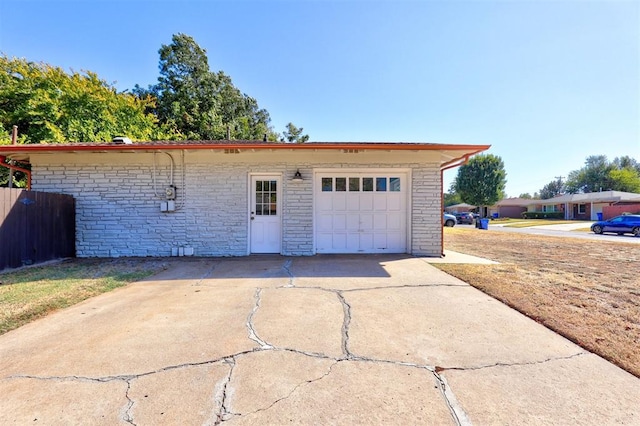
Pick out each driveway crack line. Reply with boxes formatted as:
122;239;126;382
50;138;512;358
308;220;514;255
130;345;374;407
435;351;588;373
122;379;137;426
3;349;265;384
432;371;472;426
342;284;468;292
192;261;219;286
282;259;295;287
214;356;236;425
335;291;353;359
247;288;273;349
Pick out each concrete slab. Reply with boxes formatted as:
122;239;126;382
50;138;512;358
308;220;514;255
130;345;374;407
442;352;640;425
229;360;455;425
1;255;638;425
253;288;345;358
0;378;128;425
347;285;580;368
0;283;257;377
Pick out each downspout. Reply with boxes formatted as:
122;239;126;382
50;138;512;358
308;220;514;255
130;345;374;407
439;153;474;257
1;126;32;190
0;155;31;190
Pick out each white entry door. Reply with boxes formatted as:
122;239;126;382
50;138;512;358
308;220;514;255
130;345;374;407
315;171;408;254
250;175;282;253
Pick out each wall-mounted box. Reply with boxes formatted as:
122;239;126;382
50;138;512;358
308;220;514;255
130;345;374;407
161;200;176;212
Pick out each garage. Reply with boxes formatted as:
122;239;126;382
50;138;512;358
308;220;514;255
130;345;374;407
315;170;409;254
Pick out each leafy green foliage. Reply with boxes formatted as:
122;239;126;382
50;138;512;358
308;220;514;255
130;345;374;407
539;177;565;199
565;155;640;193
139;33;279;141
282;122;309;143
444;191;462;206
0;55;173;144
453;154;506;207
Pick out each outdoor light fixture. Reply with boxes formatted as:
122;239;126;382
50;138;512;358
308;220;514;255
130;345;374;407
292;169;303;182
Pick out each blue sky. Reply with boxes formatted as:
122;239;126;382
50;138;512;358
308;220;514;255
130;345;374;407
1;0;638;196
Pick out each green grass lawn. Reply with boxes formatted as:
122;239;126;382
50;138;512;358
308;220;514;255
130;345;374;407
0;259;165;335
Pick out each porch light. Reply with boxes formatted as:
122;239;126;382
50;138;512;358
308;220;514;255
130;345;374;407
292;169;303;182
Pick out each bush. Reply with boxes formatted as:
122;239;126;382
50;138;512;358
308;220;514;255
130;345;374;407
521;211;564;219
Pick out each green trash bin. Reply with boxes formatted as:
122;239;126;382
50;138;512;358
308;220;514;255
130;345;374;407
480;218;489;230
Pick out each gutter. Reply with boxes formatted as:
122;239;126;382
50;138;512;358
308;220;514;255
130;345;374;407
0;155;31;190
0;141;492;154
1;126;32;190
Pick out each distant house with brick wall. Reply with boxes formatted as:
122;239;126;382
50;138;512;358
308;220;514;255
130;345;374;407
444;203;475;214
0;140;488;258
526;191;640;220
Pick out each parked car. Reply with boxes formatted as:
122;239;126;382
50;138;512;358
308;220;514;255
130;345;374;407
591;214;640;236
454;212;474;224
443;213;456;227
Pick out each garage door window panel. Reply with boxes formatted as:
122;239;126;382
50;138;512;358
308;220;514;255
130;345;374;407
363;178;374;192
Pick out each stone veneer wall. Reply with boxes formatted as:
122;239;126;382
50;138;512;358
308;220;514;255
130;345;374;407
31;159;442;257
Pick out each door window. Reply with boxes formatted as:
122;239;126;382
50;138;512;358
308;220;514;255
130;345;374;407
255;180;277;215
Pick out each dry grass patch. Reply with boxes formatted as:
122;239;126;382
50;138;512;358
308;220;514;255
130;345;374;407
438;227;640;377
0;258;167;335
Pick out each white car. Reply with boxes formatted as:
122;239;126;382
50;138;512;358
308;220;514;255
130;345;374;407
443;213;456;227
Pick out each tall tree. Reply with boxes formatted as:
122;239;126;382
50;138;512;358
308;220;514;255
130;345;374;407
565;155;640;193
453;154;506;208
139;33;280;141
539;177;565;199
0;55;172;144
282;122;309;143
444;190;462;207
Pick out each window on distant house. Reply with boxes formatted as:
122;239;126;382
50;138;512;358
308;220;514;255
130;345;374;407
578;204;586;214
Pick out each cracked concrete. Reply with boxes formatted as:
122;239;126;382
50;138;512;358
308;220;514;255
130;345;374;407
1;255;639;425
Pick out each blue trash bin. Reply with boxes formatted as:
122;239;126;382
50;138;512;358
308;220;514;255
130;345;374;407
597;212;603;221
480;218;489;230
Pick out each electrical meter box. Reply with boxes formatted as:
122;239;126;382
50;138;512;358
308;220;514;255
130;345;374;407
165;185;177;200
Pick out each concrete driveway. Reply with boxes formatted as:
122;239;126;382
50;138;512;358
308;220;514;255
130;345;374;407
1;256;638;425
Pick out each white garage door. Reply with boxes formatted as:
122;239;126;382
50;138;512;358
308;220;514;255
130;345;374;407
315;171;408;254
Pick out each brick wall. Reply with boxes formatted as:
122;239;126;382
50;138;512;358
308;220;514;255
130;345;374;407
32;156;443;257
603;203;640;220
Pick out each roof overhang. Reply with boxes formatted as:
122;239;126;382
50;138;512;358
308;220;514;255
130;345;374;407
0;140;490;168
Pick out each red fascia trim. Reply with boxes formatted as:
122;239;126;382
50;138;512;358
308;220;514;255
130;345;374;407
0;142;492;154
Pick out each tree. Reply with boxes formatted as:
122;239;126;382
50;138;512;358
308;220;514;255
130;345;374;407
140;33;280;141
518;193;535;199
282;122;309;143
444;191;462;206
539;177;565;199
565;155;640;193
453;154;506;208
0;55;172;144
609;168;640;192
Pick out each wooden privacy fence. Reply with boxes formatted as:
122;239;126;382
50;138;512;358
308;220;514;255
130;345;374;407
0;189;75;271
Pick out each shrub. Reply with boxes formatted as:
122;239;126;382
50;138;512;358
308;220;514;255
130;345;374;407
521;211;564;219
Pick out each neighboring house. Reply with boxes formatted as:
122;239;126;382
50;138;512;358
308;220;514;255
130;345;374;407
444;203;476;214
0;140;489;258
492;198;531;218
527;191;640;220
